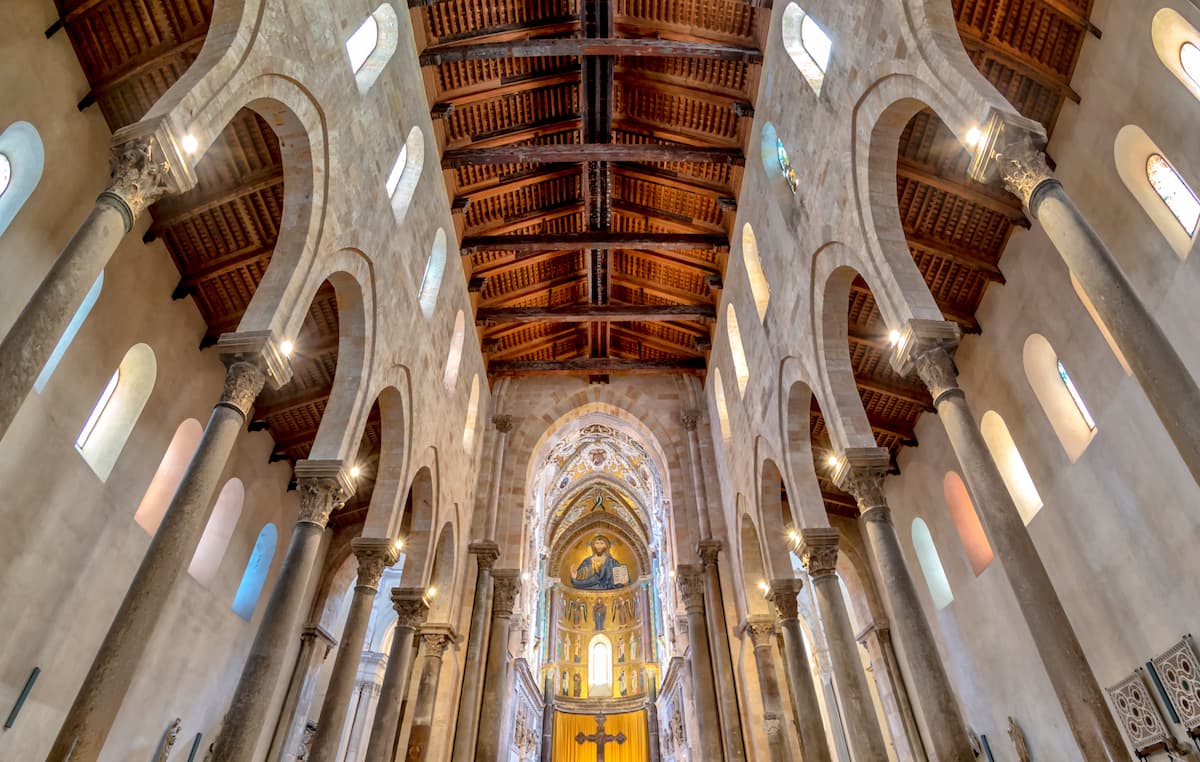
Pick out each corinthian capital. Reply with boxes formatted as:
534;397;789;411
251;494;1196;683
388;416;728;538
913;347;961;406
217;330;293;391
217;361;267;418
766;578;803;621
421;631;453;658
469;540;501;570
352;537;399;590
697;539;721;568
743;615;777;648
391;587;430;629
676;565;706;612
797;529;840;579
100;137;172;230
294;460;355;527
993;130;1057;209
832;448;891;516
491;570;522;617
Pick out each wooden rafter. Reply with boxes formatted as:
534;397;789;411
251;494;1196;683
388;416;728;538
461;232;728;253
420;38;763;67
443;144;744;167
489;357;707;375
476;304;716;323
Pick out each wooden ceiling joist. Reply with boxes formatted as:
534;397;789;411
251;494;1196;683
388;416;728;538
434;67;582;108
614;164;736;201
252;387;331;420
489;357;708;375
854;374;934;411
903;231;1006;283
957;30;1082;103
150;164;283;230
461;232;727;253
476;304;717;323
442;144;744;167
420;38;763;67
897;157;1028;226
173;243;275;294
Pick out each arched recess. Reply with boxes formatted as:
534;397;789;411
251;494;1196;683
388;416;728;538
398;464;437;582
36;273;103;393
190;478;246;586
425;522;456;621
420;228;448;319
980;411;1043;525
232;523;278;620
589;634;614;696
741;224;770;322
463;375;481;451
1114;125;1198;258
738;512;772;617
134;418;204;535
360;381;413;540
1152;8;1200;103
726;304;751;397
942;472;992;575
77;343;157;481
443;310;466;392
780;371;836;528
345;3;399;93
910;518;953;609
0;121;44;238
781;3;832;97
757;456;799;582
1022;334;1096;461
387;126;425;223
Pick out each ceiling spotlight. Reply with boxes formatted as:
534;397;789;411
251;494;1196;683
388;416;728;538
888;329;902;346
182;134;199;154
350;465;361;478
965;127;982;147
280;340;295;357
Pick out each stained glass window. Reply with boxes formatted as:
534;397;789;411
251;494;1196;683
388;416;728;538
1182;42;1200;89
1147;153;1200;235
0;153;10;198
776;138;798;193
1057;360;1096;431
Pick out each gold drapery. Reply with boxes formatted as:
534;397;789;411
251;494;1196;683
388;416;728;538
552;710;649;762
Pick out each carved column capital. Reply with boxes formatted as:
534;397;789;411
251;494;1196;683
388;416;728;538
743;615;777;648
293;460;355;527
217;330;293;390
420;631;454;659
302;624;337;649
351;538;399;591
99;137;172;230
492;414;514;434
676;565;706;612
216;361;267;418
491;570;522;618
797;529;840;579
391;587;431;629
680;409;701;432
832;448;892;516
469;540;501;570
766;578;804;621
993;130;1058;210
890;319;962;407
697;539;722;568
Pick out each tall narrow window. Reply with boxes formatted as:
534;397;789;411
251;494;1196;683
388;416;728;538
345;4;398;92
36;273;103;392
981;411;1043;525
385;145;408;197
911;519;953;609
75;343;157;480
741;224;770;321
463;375;481;451
726;304;750;397
77;371;119;451
346;15;379;74
1183;42;1200;88
1057;360;1096;431
943;472;993;576
589;635;613;694
388;126;425;222
0;153;10;198
232;523;277;620
782;4;832;96
0;121;45;238
189;478;245;586
443;310;466;392
420;229;447;318
776;139;798;193
1147;154;1200;235
134;418;204;535
712;367;731;444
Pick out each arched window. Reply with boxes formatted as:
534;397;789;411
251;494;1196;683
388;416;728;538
189;478;245;586
36;273;103;392
726;304;750;397
443;310;466;392
943;472;993;576
232;523;277;620
1152;9;1200;101
1023;334;1096;460
463;374;480;451
712;366;731;444
980;411;1043;525
911;519;953;609
776;138;798;193
77;343;156;481
387;126;425;222
1147;154;1199;236
420;228;447;318
782;4;832;96
0;121;45;238
346;4;399;92
1184;42;1200;88
741;224;770;322
589;634;613;694
134;418;203;535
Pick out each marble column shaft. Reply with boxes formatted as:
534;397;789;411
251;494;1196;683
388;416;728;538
404;628;453;761
745;617;792;762
451;541;500;762
269;624;338;761
797;530;888;761
903;340;1126;760
861;624;927;762
47;356;269;762
213;464;353;761
836;456;972;760
676;565;724;759
767;579;831;762
646;679;662;762
343;654;387;762
310;539;399;762
363;588;428;762
698;541;746;762
539;678;554;762
995;131;1200;487
0;134;190;443
475;569;521;762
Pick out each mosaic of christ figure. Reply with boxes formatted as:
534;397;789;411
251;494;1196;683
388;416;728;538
571;534;624;590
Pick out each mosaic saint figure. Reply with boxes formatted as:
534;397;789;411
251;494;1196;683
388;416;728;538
571;534;623;590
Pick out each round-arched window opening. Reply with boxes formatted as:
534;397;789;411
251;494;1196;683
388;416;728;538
775;138;797;193
801;15;832;73
346;15;380;75
1147;153;1200;236
1182;42;1200;89
0;153;11;198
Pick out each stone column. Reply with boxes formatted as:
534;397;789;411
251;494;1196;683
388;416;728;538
451;541;501;762
832;449;972;760
744;617;792;762
475;569;521;762
403;626;455;760
309;538;399;762
894;323;1127;761
766;579;831;762
797;529;888;761
0;125;195;444
269;624;337;761
343;651;388;762
676;565;724;758
483;415;514;540
539;677;554;762
681;409;713;539
47;335;286;762
975;120;1200;487
212;461;354;761
646;678;662;762
858;623;926;762
698;540;746;762
363;588;428;762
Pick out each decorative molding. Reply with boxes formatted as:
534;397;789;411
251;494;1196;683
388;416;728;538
468;540;501;570
294;460;354;527
798;529;840;578
832;448;891;514
351;537;399;590
889;319;961;407
391;587;431;629
743;615;776;648
697;539;722;568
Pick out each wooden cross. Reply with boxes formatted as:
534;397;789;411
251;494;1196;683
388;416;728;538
574;714;626;762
